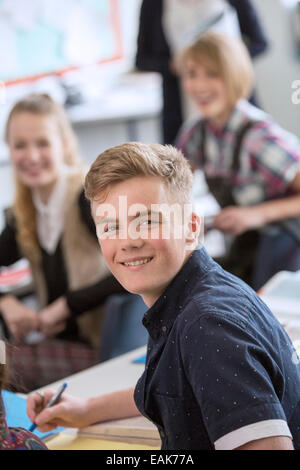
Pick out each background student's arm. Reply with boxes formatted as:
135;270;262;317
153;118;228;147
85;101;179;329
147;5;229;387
0;295;39;341
0;212;22;266
38;275;126;337
0;212;39;340
255;170;300;224
214;170;300;235
227;0;269;58
27;386;140;433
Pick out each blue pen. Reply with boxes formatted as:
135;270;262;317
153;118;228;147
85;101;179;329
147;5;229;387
29;382;68;432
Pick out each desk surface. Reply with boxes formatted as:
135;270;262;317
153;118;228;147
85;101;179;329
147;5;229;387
37;345;147;397
37;346;157;450
47;430;160;451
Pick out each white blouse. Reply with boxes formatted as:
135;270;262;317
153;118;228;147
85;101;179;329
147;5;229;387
162;0;241;57
32;166;71;255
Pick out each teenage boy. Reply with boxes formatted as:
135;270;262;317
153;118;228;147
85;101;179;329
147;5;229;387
27;143;300;450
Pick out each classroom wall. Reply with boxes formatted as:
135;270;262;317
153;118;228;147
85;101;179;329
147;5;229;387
122;0;300;138
118;0;143;69
251;0;300;137
0;0;159;229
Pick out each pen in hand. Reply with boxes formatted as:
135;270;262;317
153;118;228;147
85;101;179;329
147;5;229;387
29;382;68;432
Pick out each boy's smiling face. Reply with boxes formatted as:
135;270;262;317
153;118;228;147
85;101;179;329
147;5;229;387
91;176;199;307
181;59;232;128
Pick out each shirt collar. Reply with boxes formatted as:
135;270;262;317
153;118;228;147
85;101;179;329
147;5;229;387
32;164;69;215
204;99;250;138
142;246;215;340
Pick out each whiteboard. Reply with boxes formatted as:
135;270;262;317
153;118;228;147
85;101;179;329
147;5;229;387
0;0;123;84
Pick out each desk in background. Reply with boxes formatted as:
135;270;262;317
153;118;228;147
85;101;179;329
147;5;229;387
68;72;163;163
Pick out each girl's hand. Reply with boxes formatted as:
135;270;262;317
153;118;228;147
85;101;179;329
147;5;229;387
38;297;71;337
26;389;91;433
214;206;265;236
0;295;39;341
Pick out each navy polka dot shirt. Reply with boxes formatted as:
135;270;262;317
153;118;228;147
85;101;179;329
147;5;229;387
134;248;300;450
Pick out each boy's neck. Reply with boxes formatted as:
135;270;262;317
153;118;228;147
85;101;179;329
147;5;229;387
207;106;234;131
142;248;196;308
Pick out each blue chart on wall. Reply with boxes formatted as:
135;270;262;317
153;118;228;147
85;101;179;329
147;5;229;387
0;0;122;83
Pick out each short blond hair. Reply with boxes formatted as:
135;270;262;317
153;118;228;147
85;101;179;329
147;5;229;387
178;32;254;107
85;142;193;204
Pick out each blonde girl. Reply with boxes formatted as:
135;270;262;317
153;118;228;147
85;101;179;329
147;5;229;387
0;93;131;390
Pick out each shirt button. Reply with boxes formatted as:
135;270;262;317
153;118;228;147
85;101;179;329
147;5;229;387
162;326;167;332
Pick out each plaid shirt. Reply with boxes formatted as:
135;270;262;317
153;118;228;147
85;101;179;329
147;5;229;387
177;100;300;206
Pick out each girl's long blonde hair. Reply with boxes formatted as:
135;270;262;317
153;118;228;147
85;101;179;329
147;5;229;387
5;93;81;263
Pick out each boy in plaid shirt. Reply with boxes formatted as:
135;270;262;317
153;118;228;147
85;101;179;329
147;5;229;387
176;32;300;289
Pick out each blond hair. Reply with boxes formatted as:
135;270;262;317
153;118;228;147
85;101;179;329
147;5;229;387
178;32;254;107
85;142;193;205
5;93;81;262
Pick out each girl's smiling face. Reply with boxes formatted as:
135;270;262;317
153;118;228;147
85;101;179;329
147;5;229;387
7;112;66;191
92;176;200;307
181;59;232;128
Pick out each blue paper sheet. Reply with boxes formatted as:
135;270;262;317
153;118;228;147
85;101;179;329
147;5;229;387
2;390;63;441
132;354;146;364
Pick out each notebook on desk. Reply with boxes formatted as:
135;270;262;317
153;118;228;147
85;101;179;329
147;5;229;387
2;390;63;441
78;415;161;447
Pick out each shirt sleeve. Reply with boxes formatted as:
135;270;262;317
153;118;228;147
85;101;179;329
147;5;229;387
247;123;300;199
135;0;171;75
65;274;126;316
181;309;291;449
0;211;22;267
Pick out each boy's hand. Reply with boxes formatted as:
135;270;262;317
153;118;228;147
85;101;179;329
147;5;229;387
26;389;91;432
0;295;39;341
214;206;265;236
38;297;71;337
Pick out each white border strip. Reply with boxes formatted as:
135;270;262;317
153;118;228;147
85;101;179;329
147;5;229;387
214;419;292;450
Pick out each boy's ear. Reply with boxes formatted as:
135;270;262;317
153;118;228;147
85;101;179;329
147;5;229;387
185;212;201;248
